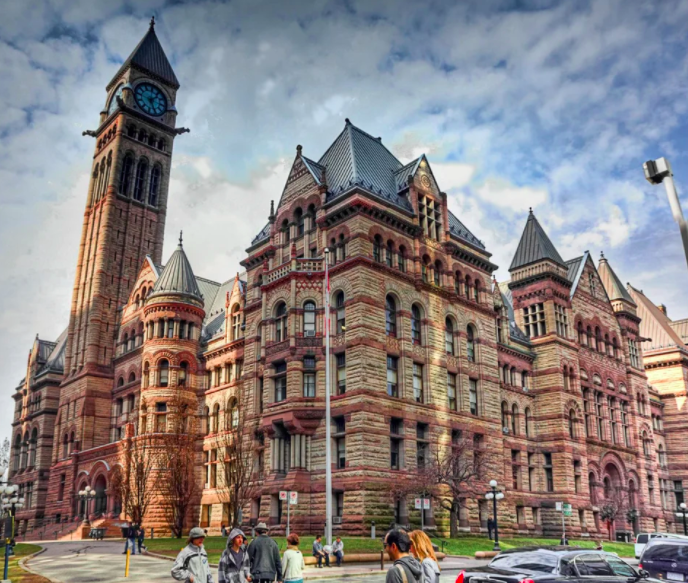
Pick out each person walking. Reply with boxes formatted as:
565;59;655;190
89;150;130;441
247;522;282;583
332;537;344;567
221;524;228;537
171;527;213;583
384;529;422;583
218;528;252;583
312;535;330;568
122;522;136;555
409;530;440;583
137;525;147;554
282;533;305;583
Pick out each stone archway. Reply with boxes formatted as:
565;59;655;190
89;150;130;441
93;474;108;516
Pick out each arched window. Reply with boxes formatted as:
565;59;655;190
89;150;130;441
411;304;422;345
179;361;188;387
138;128;147;142
578;321;585;345
605;334;611;356
589;473;597;503
474;280;480;302
212;403;220;433
522;371;528;390
586;326;593;347
642;431;650;456
467;325;476;362
339;233;346;261
445;317;455;355
434;260;442;286
133;158;148;201
142;362;150;388
397;245;406;272
149;164;161;206
281;219;290;243
203;406;210;435
119;154;134;196
28;428;37;467
148;133;156;147
128;372;136;384
294;208;304;236
612;337;619;359
159;359;169;387
127;125;137;137
510;367;516;386
569;409;576;439
157;138;166;151
603;476;611;499
275;302;288;342
385;296;397;337
501;401;509;429
303;301;316;335
229;399;239;429
231;304;242;341
595;327;602;352
454;271;462;295
69;431;75;455
524;407;532;437
386;240;394;267
421;256;429;283
563;366;570;391
511;404;519;435
464;275;471;298
117;376;124;387
373;235;382;262
335;291;345;334
502;364;509;384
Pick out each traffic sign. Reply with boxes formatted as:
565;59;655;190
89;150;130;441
563;503;572;517
415;498;430;509
289;491;298;505
279;491;287;501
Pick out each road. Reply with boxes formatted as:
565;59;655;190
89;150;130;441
24;540;488;583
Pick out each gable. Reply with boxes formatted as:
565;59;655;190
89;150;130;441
413;156;441;197
127;256;159;306
277;155;320;210
573;254;611;305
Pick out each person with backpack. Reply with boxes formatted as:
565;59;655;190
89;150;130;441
384;529;422;583
409;530;440;583
247;522;282;583
218;528;252;583
171;527;213;583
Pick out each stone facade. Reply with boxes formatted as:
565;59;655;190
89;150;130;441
8;24;688;540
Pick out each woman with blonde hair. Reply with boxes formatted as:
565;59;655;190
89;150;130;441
409;530;440;583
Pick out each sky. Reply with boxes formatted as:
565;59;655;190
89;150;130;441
2;0;688;443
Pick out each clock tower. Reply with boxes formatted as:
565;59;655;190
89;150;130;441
57;18;185;460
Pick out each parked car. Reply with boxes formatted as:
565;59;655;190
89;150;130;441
636;533;688;559
639;539;688;581
458;546;654;583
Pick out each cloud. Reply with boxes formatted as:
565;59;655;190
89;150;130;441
475;177;548;213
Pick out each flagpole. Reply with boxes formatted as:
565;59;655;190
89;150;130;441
324;248;332;545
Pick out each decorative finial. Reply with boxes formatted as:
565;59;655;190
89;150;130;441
529;207;533;214
345;118;351;125
178;230;183;246
296;144;302;155
600;250;605;259
150;16;156;30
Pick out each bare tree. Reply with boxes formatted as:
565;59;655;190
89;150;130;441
112;431;158;525
215;396;259;528
388;467;437;529
430;433;490;537
600;489;626;541
157;395;200;538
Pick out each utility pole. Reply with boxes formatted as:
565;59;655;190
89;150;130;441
324;248;332;545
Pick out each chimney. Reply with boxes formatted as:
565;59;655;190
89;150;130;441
657;304;668;317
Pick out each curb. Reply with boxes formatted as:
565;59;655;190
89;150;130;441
18;546;59;583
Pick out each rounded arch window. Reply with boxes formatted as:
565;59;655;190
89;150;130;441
119;153;135;196
386;240;394;267
179;361;189;387
385;295;397;336
373;235;383;262
466;325;476;362
335;291;345;334
501;401;509;428
117;376;124;387
295;208;304;236
142;362;150;388
229;399;239;429
133;158;148;202
397;245;406;272
159;359;169;387
149;164;161;207
128;372;136;384
303;301;316;335
411;304;423;345
569;409;576;438
434;260;442;286
511;404;519;434
275;302;288;342
281;219;290;242
212;403;220;433
524;407;532;437
445;317;455;355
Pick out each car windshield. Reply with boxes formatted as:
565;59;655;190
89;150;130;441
637;535;648;544
643;544;688;561
489;552;558;573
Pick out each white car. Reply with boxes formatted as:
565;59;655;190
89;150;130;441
635;533;688;559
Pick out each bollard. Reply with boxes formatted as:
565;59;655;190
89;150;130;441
371;520;376;539
125;547;131;577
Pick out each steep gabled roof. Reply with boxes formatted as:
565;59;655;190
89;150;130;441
150;235;203;302
628;285;685;351
301;156;325;184
108;19;179;90
36;328;67;377
319;120;413;211
670;319;688;344
498;282;530;344
509;210;566;271
598;253;636;305
448;210;485;249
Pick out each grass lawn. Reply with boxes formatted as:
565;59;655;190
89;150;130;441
2;543;50;583
144;535;635;564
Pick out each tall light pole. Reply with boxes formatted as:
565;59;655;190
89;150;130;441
643;157;688;269
1;483;24;581
324;247;333;545
485;480;504;552
78;486;96;526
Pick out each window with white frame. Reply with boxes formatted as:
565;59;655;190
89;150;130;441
413;363;424;403
629;338;640;368
447;373;457;410
523;303;546;337
554;304;568;337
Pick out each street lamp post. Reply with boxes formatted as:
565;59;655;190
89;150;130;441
643;157;688;270
677;502;687;536
78;486;96;526
1;483;24;580
324;247;333;546
485;480;505;552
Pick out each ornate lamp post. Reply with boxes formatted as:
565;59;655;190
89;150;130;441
677;502;687;536
78;486;96;526
1;483;24;580
485;480;505;552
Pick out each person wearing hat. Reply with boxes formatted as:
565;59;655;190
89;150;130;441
218;528;252;583
247;522;282;583
171;527;213;583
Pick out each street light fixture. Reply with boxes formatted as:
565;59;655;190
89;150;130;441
677;502;687;536
643;157;688;269
1;482;24;581
485;480;505;552
78;486;96;526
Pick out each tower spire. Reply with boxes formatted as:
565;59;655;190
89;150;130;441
179;230;183;247
149;15;156;29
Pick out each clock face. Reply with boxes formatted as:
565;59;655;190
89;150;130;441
134;83;167;117
108;84;124;115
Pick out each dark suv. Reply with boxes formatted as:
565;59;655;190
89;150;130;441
640;539;688;581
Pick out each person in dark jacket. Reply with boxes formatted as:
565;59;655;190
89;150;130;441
384;529;422;583
137;525;146;553
122;523;137;555
218;528;252;583
247;522;282;583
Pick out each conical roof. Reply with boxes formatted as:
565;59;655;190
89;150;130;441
107;18;179;91
509;210;566;271
597;253;636;305
150;234;203;302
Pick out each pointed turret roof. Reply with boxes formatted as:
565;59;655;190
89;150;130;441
150;233;203;301
509;210;566;271
107;17;179;91
597;252;636;305
628;285;685;351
